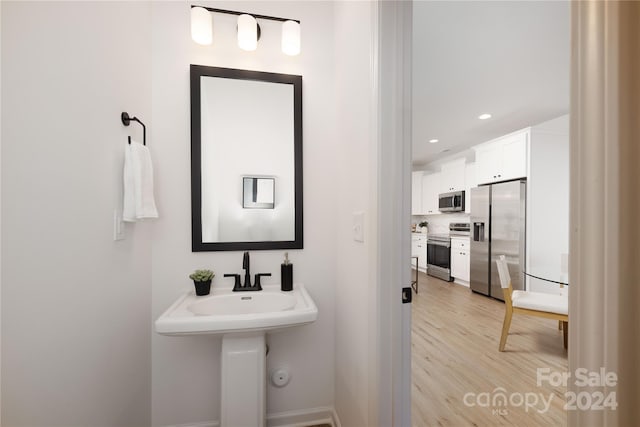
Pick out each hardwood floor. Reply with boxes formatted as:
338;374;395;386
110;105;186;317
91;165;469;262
411;271;568;427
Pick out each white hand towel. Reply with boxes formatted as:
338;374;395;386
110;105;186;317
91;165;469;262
123;140;159;222
123;143;136;222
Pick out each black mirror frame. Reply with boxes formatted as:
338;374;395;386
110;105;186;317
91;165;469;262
190;65;303;251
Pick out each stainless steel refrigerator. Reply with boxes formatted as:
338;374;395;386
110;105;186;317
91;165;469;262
470;180;526;301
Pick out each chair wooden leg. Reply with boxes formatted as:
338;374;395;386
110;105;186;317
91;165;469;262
559;320;563;330
562;321;568;349
499;309;513;352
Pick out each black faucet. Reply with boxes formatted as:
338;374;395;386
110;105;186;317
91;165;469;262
243;251;251;288
224;252;270;292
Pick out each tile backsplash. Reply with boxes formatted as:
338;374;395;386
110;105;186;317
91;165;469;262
412;213;470;234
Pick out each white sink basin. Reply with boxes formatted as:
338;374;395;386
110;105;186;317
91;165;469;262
189;292;296;316
155;284;317;335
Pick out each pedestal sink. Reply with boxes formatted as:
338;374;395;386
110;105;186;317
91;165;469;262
155;284;318;427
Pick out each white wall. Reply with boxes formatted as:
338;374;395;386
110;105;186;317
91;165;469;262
527;115;570;292
332;2;375;426
150;2;337;425
1;2;152;426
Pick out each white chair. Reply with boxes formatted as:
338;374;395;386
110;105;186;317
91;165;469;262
496;255;568;351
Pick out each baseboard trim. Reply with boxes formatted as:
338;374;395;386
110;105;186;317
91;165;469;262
267;406;340;427
163;406;341;427
453;278;470;288
164;421;218;427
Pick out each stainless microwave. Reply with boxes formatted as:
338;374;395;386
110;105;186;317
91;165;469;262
438;190;465;212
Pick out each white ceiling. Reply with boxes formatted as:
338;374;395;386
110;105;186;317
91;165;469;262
412;1;570;167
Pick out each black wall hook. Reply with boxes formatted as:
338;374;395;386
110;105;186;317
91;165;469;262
121;112;146;145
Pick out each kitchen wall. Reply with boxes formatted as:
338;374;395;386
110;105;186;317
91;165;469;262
1;2;153;425
150;2;338;425
526;115;569;291
413;213;470;234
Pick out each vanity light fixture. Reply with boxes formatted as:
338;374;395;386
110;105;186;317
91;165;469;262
429;139;439;144
478;113;492;120
237;14;258;51
191;6;213;45
282;20;301;56
190;5;301;56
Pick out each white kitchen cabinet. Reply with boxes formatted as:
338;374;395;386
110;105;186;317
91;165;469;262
411;233;427;272
421;172;441;215
464;162;476;214
412;171;424;215
439;159;466;193
475;144;501;184
500;132;528;181
475;129;529;185
451;237;470;283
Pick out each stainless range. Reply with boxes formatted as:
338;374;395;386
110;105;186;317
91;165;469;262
450;222;471;236
427;233;452;281
427;223;470;282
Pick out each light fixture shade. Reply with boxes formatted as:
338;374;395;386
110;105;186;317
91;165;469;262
281;20;301;56
238;14;258;51
191;7;212;45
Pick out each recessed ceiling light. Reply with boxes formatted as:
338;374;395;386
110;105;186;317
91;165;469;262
429;139;439;144
478;113;492;120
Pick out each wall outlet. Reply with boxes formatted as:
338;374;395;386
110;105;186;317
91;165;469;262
353;211;365;242
113;210;125;241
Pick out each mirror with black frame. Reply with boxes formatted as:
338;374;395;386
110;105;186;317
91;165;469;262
190;65;303;251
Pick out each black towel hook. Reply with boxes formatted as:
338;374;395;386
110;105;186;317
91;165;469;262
121;112;146;146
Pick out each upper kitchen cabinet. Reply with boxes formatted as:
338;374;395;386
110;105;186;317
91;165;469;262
474;129;529;185
421;172;441;215
439;158;466;193
412;171;424;215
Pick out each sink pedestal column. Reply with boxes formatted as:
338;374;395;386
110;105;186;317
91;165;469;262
221;332;267;427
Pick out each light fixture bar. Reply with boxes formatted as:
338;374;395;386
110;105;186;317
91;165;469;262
191;5;300;24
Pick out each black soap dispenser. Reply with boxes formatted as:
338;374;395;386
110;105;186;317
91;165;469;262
281;252;293;292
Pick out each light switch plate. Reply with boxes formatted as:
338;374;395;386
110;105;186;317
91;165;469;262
113;210;125;241
353;211;365;242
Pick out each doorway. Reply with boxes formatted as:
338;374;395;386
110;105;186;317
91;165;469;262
378;1;639;426
408;1;570;425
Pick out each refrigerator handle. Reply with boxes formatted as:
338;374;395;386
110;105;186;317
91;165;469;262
473;222;485;242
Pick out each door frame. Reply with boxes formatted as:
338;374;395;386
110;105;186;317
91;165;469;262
569;1;640;425
372;1;413;426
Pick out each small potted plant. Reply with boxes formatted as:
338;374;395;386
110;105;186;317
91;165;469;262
189;269;215;296
418;221;428;234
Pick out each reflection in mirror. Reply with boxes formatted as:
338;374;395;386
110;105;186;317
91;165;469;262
191;65;303;251
243;177;275;209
